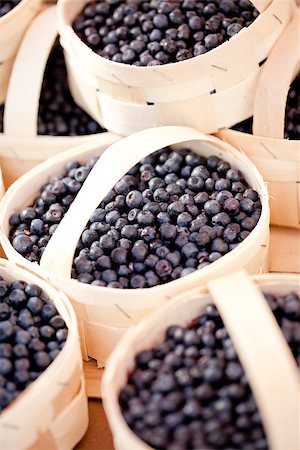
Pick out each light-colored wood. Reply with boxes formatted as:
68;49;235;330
0;0;43;103
0;259;88;450
251;0;272;11
4;5;57;138
0;127;270;367
83;224;300;398
0;6;119;189
208;271;298;450
68;57;260;136
57;0;296;135
217;8;300;229
102;272;300;450
269;226;300;273
217;130;300;228
253;9;300;139
83;360;103;399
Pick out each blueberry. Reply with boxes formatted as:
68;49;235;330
111;248;128;265
41;304;57;321
12;234;33;254
9;289;27;308
0;343;12;358
212;212;231;227
34;351;51;369
56;328;68;342
39;325;55;340
132;243;148;262
137;211;155;226
224;197;240;214
30;219;44;235
126;190;143;209
0;358;13;375
49;315;65;330
130;275;146;289
177;212;192;227
227;22;243;37
15;330;31;345
100;234;116;251
0;321;14;342
160;223;177;241
204;200;221;216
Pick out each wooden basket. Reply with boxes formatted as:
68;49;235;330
0;258;88;450
217;8;300;229
0;126;270;367
102;271;299;450
0;0;43;104
0;5;118;189
57;0;296;136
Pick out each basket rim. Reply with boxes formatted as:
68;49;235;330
57;0;274;74
0;0;37;25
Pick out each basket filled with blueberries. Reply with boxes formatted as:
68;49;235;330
0;259;87;450
102;271;300;450
0;126;269;365
57;0;295;135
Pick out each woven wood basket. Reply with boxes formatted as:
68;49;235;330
0;5;118;189
0;258;88;450
0;126;270;367
57;0;296;136
102;271;299;450
217;8;300;229
0;0;43;104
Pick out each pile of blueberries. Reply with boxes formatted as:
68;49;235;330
73;0;258;66
38;43;105;136
0;277;68;412
9;147;262;289
233;75;300;140
120;290;300;449
0;0;21;18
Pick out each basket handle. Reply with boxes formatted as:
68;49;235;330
40;126;244;277
253;8;300;139
208;270;299;450
4;6;57;138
